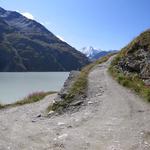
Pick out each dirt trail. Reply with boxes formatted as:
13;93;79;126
1;57;150;150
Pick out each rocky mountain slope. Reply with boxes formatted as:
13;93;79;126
0;7;89;72
80;46;117;61
112;29;150;85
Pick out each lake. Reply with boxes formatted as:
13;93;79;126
0;72;69;104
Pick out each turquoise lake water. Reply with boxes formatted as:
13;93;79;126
0;72;69;104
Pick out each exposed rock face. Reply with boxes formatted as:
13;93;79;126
55;71;80;102
117;29;150;84
119;49;150;78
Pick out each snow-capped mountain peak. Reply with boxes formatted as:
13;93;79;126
80;46;101;59
80;46;118;61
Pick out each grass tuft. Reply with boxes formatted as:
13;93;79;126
12;91;56;106
0;91;56;109
0;103;4;109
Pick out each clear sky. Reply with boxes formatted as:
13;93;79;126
0;0;150;50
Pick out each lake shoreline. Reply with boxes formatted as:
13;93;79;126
0;72;69;104
0;91;57;109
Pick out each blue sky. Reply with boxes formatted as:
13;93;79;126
0;0;150;50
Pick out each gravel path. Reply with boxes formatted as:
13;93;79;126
1;57;150;150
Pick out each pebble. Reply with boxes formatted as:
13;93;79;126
58;134;68;139
57;122;65;126
52;100;56;104
88;101;93;104
48;111;54;115
32;120;36;123
67;125;72;128
71;100;83;106
36;114;41;118
53;133;68;141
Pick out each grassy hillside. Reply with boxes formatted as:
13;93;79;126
109;29;150;101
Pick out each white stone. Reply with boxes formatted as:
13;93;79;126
58;133;68;139
57;122;65;126
48;111;54;115
88;101;93;104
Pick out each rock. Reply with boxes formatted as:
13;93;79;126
57;122;65;126
53;133;68;141
70;100;83;106
48;111;54;116
32;120;36;123
56;133;60;136
81;95;87;99
36;114;41;118
138;110;145;113
67;125;72;128
52;100;56;104
58;134;68;139
88;101;93;104
144;79;150;86
59;93;67;99
75;118;79;122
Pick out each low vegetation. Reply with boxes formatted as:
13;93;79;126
109;51;150;102
0;91;55;109
0;103;4;109
48;53;116;113
12;91;56;106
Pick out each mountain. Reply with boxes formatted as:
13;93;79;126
92;50;117;60
0;7;89;72
80;46;117;61
80;46;100;59
111;29;150;85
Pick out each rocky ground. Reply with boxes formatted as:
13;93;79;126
1;57;150;150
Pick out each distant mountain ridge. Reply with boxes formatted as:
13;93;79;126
0;7;89;72
80;46;117;61
80;46;100;59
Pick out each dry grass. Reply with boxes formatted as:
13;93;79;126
0;91;56;109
